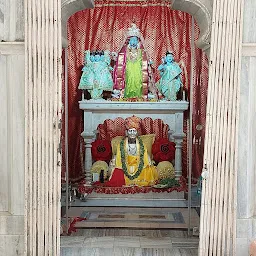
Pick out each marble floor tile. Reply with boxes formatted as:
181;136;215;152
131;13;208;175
60;236;85;247
140;229;162;238
61;248;114;256
90;236;115;248
114;228;133;236
140;237;172;248
114;236;141;248
83;237;93;247
74;228;96;237
141;248;181;256
178;248;198;256
160;230;188;238
103;228;116;236
60;247;197;256
114;247;143;256
187;249;198;256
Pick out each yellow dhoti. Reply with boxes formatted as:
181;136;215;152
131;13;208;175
115;138;158;186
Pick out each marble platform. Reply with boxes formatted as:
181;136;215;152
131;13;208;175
61;229;198;256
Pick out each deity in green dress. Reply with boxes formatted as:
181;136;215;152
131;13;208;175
113;24;157;100
124;36;143;98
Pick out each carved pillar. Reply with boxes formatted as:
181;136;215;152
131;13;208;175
82;134;94;185
173;136;184;180
81;111;94;185
173;112;186;180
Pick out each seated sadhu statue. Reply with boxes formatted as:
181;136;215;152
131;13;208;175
107;116;159;186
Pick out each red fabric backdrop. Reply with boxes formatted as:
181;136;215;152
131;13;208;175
63;0;208;182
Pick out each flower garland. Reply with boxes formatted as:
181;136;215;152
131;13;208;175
120;137;144;180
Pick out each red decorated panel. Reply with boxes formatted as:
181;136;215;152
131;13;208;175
63;0;208;182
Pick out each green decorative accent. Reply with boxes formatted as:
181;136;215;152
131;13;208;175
158;178;180;188
120;137;144;180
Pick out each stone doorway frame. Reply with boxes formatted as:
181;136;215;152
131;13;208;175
24;0;244;254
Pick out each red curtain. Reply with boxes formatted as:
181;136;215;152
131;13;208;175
63;0;208;182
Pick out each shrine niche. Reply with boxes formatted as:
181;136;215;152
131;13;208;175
63;0;208;193
78;102;188;194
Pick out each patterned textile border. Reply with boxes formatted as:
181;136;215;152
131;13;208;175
77;176;187;194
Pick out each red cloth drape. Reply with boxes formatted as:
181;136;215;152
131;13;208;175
63;0;208;181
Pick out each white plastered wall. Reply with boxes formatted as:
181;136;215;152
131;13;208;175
237;0;256;255
0;0;25;255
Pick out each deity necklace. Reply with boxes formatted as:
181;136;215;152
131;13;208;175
128;47;139;61
120;138;145;180
128;143;137;155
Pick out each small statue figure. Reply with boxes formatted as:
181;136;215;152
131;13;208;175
79;50;114;99
157;51;183;101
107;116;159;187
113;23;157;100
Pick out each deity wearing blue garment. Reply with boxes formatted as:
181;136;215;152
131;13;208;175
79;50;114;99
157;52;183;101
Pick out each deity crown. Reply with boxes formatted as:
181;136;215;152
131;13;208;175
127;23;141;38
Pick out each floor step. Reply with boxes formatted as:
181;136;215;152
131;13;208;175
60;247;198;256
60;229;198;255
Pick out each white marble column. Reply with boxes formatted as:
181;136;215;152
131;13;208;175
24;0;62;255
199;0;244;253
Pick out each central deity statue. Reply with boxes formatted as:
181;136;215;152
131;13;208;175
107;116;159;186
113;24;157;99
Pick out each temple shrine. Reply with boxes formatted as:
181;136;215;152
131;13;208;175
0;0;253;255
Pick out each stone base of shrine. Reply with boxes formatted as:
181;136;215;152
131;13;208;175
86;190;185;200
76;176;187;199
